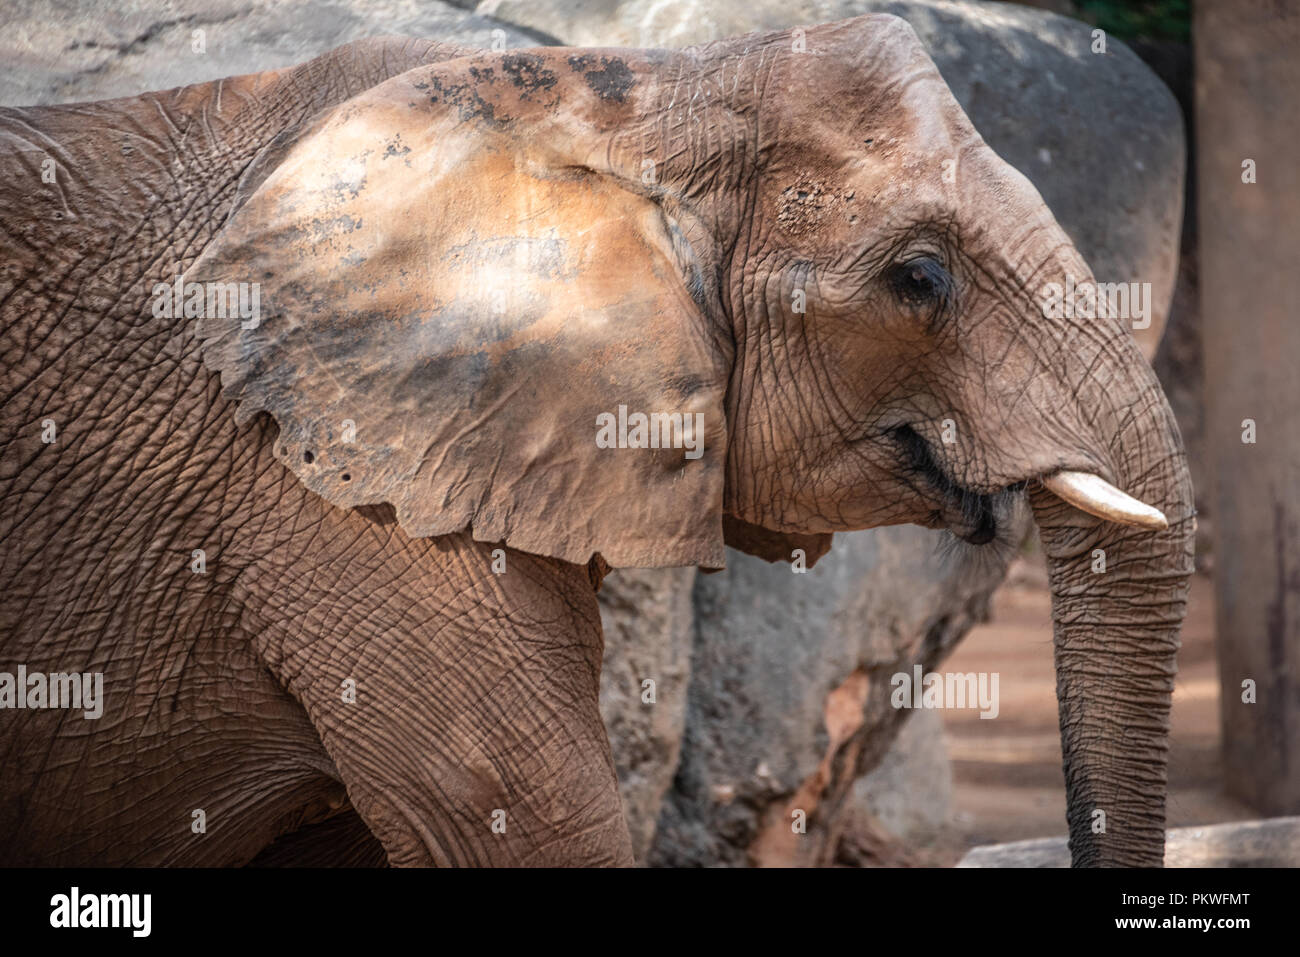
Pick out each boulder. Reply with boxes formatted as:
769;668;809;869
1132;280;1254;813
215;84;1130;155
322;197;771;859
478;0;1186;358
648;520;1021;866
853;706;953;847
596;568;696;861
0;0;553;107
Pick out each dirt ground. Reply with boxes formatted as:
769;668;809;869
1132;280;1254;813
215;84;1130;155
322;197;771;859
938;555;1255;862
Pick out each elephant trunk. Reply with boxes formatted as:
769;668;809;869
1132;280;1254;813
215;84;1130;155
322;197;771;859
1029;342;1195;866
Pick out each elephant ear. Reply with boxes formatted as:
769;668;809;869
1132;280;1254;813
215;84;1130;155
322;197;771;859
190;52;728;569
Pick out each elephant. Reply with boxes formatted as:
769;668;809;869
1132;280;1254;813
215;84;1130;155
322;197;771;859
0;14;1193;866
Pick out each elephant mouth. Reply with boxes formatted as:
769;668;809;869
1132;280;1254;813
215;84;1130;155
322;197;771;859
889;424;1026;546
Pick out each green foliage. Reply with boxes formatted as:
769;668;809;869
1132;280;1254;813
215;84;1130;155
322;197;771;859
1075;0;1190;42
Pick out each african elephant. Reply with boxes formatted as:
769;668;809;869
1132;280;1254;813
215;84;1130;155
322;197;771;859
0;14;1193;866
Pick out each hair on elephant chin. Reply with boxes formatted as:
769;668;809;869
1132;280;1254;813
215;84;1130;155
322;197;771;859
719;515;833;570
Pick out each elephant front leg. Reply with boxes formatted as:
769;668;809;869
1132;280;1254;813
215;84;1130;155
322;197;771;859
246;532;634;867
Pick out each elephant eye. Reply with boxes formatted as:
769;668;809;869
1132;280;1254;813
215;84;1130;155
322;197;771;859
886;256;954;323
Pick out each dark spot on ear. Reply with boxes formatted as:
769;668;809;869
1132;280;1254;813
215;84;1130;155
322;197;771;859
426;75;503;127
567;54;635;102
303;451;314;464
341;473;351;482
500;53;558;97
382;135;411;160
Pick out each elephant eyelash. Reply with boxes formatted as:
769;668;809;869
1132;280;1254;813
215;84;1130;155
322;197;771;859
885;256;956;330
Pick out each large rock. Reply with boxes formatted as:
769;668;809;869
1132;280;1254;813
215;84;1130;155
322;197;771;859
852;706;953;847
830;707;955;866
648;520;1021;866
596;568;696;860
479;0;1185;358
0;0;554;107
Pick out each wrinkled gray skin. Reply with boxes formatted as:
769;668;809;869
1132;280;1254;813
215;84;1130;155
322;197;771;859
0;16;1193;866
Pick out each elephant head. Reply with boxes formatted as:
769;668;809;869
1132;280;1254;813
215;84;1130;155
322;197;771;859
190;15;1193;865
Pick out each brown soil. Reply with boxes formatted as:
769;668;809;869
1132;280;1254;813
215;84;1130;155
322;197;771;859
937;556;1255;861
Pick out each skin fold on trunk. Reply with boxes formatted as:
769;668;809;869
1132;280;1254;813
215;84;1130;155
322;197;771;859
1029;332;1195;866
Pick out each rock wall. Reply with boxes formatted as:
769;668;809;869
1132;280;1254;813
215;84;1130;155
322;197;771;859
647;524;1014;866
0;0;555;107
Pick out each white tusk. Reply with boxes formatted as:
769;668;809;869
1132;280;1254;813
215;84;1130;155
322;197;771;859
1041;470;1169;531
